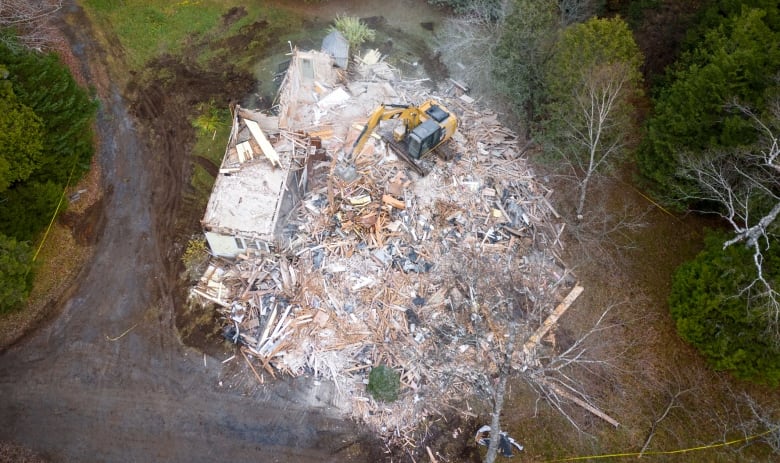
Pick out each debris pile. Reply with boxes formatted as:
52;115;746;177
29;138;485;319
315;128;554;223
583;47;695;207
192;49;575;444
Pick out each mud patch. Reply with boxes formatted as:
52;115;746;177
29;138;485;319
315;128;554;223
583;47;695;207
177;299;225;357
193;155;219;178
58;194;106;246
221;6;247;28
216;20;272;54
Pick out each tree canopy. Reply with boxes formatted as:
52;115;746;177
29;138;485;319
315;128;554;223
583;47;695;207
493;0;558;125
0;40;97;242
637;6;780;202
0;69;43;192
0;36;96;312
542;16;643;216
0;43;97;186
670;231;780;386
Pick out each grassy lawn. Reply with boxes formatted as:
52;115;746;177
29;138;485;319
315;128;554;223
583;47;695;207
82;0;297;70
189;104;232;209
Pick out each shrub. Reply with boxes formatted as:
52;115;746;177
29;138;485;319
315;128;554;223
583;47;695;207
182;236;209;282
669;231;780;386
329;15;375;51
367;364;400;402
0;233;33;313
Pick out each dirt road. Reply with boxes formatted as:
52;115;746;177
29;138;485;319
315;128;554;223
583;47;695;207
0;2;376;461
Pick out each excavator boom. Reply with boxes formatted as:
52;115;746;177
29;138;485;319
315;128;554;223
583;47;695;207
349;99;457;175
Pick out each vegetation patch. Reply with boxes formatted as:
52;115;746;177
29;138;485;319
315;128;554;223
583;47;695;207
367;364;401;403
83;0;299;70
670;231;780;386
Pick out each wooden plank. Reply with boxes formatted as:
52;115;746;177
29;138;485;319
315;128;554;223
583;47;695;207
241;348;264;384
382;194;406;210
191;288;230;308
245;118;281;167
522;285;584;359
540;378;619;427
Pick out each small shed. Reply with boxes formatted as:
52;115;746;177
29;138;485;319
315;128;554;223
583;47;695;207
321;30;349;69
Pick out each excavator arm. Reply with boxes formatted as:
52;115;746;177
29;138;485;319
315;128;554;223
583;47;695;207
350;104;422;157
348;99;457;176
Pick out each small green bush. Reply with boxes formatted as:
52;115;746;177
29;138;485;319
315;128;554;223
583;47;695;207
329;15;375;51
182;236;209;282
367;364;400;402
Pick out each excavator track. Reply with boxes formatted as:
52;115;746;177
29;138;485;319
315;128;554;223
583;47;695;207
381;134;427;176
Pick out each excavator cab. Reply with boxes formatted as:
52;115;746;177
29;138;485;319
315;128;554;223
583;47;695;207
351;100;457;172
408;119;443;159
407;105;450;159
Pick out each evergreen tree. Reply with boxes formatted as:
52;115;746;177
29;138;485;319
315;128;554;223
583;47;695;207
670;231;780;386
493;0;558;127
0;233;34;313
637;7;780;203
0;42;97;186
0;66;43;192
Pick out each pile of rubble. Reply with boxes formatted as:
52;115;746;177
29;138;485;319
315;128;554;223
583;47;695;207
192;49;576;444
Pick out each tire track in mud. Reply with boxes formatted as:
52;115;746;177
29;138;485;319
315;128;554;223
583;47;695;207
0;2;380;461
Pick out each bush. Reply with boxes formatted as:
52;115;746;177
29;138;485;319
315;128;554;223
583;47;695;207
669;231;780;386
0;233;34;313
367;364;400;402
182;236;209;282
329;15;375;51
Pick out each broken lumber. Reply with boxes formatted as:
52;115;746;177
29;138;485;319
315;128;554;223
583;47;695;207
522;285;583;361
540;378;619;427
192;288;230;308
245;119;281;167
382;194;406;210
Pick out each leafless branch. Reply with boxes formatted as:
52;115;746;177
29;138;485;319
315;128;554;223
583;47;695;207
675;101;780;339
436;10;505;96
639;386;693;456
0;0;62;51
522;300;628;431
742;393;780;454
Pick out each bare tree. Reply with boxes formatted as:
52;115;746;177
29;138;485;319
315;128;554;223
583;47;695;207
435;4;508;97
551;62;638;219
741;393;780;455
0;0;62;51
676;101;780;337
522;298;626;432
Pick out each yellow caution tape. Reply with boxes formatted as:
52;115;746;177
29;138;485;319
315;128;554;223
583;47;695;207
545;427;779;462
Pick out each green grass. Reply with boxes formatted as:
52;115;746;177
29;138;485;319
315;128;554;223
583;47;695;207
188;103;231;208
81;0;298;70
83;0;224;68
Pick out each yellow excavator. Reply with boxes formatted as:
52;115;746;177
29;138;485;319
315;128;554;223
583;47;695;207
350;99;458;175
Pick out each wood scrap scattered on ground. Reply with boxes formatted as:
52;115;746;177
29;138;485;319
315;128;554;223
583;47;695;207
192;51;580;446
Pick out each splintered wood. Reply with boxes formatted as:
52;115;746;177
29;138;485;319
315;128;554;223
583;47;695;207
192;80;576;444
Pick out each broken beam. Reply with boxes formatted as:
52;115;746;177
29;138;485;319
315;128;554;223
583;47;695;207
523;285;583;358
540;378;619;427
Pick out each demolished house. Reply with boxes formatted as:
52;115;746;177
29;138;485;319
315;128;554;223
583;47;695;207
193;48;592;446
